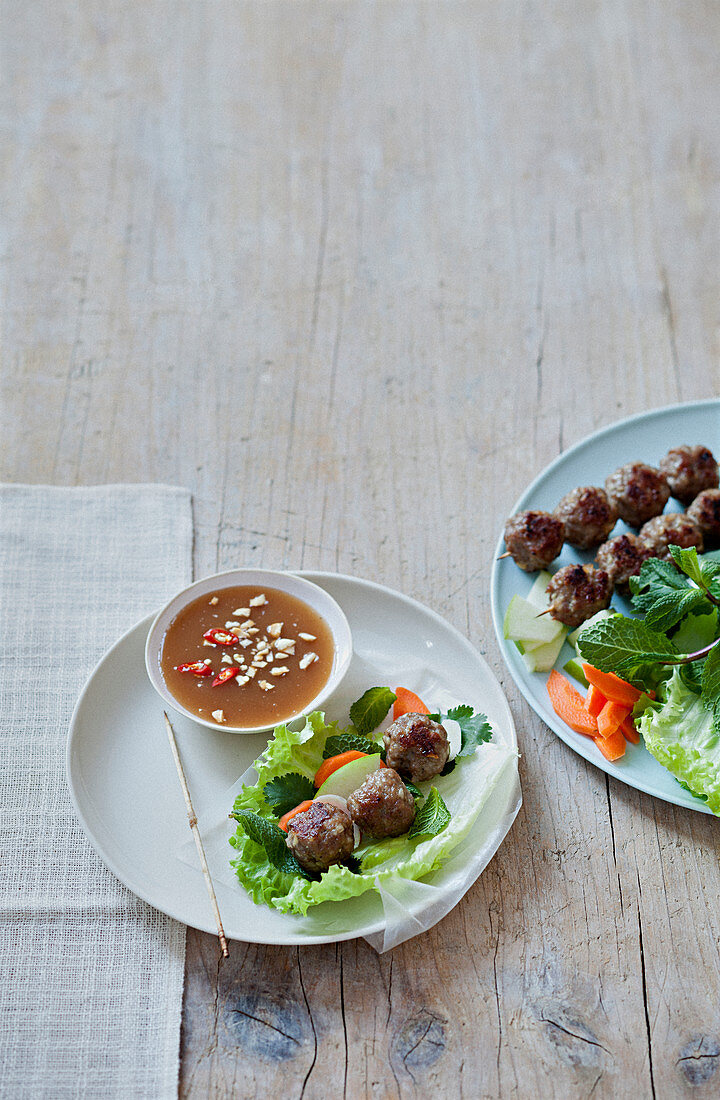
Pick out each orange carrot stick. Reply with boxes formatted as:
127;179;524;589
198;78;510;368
393;687;430;719
314;750;367;789
278;800;314;832
620;714;640;744
596;700;632;740
582;664;643;707
585;684;607;719
547;670;599;737
594;728;626;761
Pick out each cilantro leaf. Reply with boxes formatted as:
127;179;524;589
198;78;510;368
230;810;314;879
262;773;315;817
577;615;677;678
428;705;493;758
349;687;396;736
408;787;451;839
322;733;383;759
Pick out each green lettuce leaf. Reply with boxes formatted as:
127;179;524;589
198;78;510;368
229;710;515;915
638;668;720;814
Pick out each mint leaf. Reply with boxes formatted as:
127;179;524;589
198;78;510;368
630;558;709;632
577;615;677;678
669;545;706;586
404;780;423;799
322;733;383;759
349;687;396;736
428;705;493;758
408;787;451;839
262;773;315;817
230;809;313;879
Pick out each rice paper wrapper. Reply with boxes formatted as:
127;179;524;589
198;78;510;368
178;729;520;953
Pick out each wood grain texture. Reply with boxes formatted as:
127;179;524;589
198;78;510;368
3;1;720;1097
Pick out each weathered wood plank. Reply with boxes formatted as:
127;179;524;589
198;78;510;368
3;1;720;1098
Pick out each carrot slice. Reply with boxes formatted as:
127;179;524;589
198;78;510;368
594;729;626;761
546;670;599;737
313;750;367;789
620;713;640;744
582;664;642;707
393;687;430;719
278;800;314;832
585;684;607;719
596;700;632;740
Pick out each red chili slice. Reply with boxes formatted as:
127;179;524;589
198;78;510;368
212;666;240;687
202;628;239;646
176;661;213;676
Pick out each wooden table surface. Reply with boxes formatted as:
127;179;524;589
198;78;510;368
3;2;720;1096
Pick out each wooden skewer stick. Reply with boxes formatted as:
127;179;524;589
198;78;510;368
496;551;511;560
163;712;229;958
535;607;555;617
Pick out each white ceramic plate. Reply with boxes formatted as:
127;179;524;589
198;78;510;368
67;572;519;945
491;399;720;815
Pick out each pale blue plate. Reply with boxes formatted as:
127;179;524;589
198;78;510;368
490;399;720;815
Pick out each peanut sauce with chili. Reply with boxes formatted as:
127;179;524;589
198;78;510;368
160;586;334;726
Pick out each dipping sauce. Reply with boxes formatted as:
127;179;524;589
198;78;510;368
160;586;334;727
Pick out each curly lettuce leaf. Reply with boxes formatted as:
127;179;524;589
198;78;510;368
638;668;720;814
229;710;515;914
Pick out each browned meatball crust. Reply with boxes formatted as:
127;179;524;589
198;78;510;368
595;533;651;596
604;462;670;527
383;713;450;783
686;489;720;548
659;445;719;506
553;486;617;549
545;564;612;629
347;767;415;839
503;510;565;572
639;513;704;562
285;801;355;874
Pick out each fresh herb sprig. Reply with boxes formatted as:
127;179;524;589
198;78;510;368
263;774;316;817
427;705;493;757
408;788;451;838
230;810;314;879
579;545;720;731
629;548;720;632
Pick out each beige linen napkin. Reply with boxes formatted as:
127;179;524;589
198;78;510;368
0;485;192;1100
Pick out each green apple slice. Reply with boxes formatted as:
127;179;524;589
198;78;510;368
316;754;384;800
521;629;567;673
503;594;563;644
525;570;553;610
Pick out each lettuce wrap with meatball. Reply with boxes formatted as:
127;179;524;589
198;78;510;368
229;708;517;915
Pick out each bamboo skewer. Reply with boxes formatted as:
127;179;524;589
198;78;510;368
163;712;229;958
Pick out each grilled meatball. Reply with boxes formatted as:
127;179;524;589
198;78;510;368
346;767;415;839
383;713;450;783
285;801;355;874
639;513;704;561
554;486;617;549
595;533;651;596
659;445;719;506
604;462;670;527
545;564;612;629
503;510;565;572
687;489;720;548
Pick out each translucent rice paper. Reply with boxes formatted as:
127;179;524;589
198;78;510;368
178;729;520;952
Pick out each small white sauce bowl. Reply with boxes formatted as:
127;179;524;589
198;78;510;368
145;568;353;734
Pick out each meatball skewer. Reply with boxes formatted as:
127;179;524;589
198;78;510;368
553;486;617;549
502;510;565;572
